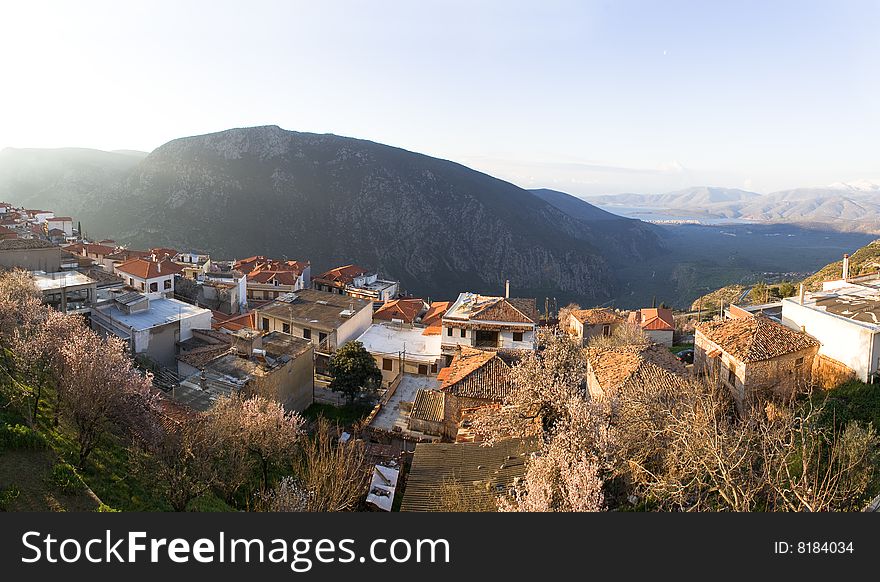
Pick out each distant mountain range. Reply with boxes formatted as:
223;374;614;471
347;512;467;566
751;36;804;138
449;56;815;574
589;183;880;229
0;127;663;303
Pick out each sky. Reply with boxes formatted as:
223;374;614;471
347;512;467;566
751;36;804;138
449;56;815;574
1;0;879;195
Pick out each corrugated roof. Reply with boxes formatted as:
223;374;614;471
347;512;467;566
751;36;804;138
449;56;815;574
410;390;445;422
400;437;538;512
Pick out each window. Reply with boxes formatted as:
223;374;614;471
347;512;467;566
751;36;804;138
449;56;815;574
261;317;269;331
382;358;393;371
164;279;172;290
431;363;438;374
418;364;428;375
795;357;804;367
139;282;145;291
447;327;453;337
513;331;524;342
282;322;290;334
128;278;134;286
319;332;327;342
727;366;736;385
602;324;611;337
149;282;158;293
460;328;466;338
303;328;311;340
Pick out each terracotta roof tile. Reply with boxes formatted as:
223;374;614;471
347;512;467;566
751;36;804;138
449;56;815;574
572;308;624;325
696;316;819;363
586;343;689;396
313;264;369;287
441;347;512;401
116;258;184;279
374;298;425;324
628;307;675;331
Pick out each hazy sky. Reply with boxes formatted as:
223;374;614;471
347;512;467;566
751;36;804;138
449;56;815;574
2;0;879;195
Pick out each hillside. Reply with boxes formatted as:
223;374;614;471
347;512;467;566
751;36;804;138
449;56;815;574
0;148;146;216
802;238;880;290
72;126;664;302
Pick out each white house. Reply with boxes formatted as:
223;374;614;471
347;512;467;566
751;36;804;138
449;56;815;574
356;322;444;386
114;257;184;300
782;282;880;383
46;216;74;237
91;291;212;368
440;292;538;360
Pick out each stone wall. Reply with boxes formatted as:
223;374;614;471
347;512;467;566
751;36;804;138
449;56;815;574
812;354;856;390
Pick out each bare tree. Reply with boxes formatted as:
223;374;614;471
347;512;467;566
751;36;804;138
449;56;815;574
586;322;648;349
556;302;581;333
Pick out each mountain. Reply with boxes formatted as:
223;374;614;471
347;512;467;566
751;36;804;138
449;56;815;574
588;183;880;231
588;186;761;212
69;126;664;303
0;147;147;215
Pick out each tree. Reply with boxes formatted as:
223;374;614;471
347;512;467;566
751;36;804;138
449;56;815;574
586;322;647;350
473;330;610;511
327;341;382;405
776;281;797;298
59;332;153;466
556;302;581;332
208;395;304;492
749;281;768;304
278;418;369;512
139;414;220;511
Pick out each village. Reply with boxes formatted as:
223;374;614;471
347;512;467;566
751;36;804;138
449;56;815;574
0;200;878;512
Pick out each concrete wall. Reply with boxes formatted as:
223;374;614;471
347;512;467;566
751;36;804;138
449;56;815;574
0;246;60;272
249;346;314;413
337;304;374;347
782;299;877;382
646;329;674;347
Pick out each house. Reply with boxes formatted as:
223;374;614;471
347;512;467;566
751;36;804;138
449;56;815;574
695;316;819;406
46;216;73;237
25;210;54;223
372;298;427;325
114;257;184;300
148;247;179;261
781;279;880;384
355;323;443;387
174;330;314;413
173;251;211;279
90;290;212;368
31;270;97;314
103;248;152;271
312;264;399;302
253;288;372;351
585;342;690;401
47;228;67;245
440;292;538;360
0;238;61;272
212;311;256;333
64;242;119;270
627;307;676;346
0;225;17;240
420;300;451;335
175;328;234;378
399;437;539;512
433;346;520;438
567;308;625;346
176;265;247;315
233;255;311;303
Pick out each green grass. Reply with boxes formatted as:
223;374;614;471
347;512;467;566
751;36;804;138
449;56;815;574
669;344;693;354
302;403;371;428
814;380;880;430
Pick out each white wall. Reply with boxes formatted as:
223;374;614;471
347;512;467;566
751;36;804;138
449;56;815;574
179;309;213;342
646;329;674;347
337;303;374;346
782;299;877;382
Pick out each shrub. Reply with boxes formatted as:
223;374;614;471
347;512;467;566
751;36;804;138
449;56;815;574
48;463;84;495
0;484;20;511
96;503;120;512
0;423;47;450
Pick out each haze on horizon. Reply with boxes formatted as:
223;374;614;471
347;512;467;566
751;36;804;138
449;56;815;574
1;0;878;196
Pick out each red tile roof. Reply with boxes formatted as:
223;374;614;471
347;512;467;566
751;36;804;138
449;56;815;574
440;347;512;401
212;311;256;332
571;308;624;326
313;264;369;288
628;307;675;331
373;298;425;324
64;242;117;256
149;247;179;261
116;258;184;280
696;316;819;363
421;300;452;335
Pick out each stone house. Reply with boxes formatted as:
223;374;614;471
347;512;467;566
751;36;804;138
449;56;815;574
440;292;537;361
695;316;820;406
585;342;690;401
568;308;625;346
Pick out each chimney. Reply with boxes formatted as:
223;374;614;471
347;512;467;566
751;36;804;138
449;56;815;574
799;283;805;305
505;279;510;299
842;254;850;280
158;260;162;274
